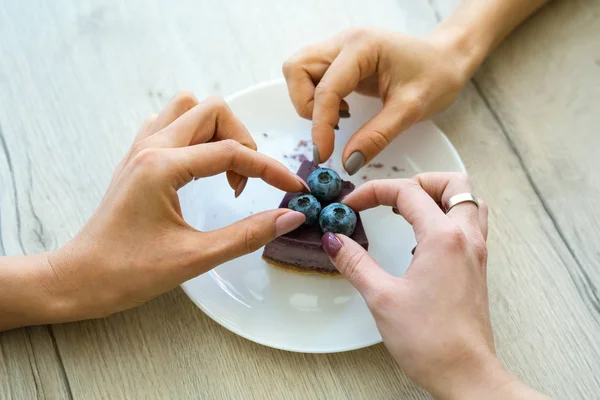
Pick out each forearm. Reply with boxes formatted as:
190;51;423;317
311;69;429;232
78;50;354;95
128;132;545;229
0;253;69;331
427;351;550;400
431;0;549;77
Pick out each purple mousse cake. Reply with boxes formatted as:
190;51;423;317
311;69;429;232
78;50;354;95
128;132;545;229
262;161;369;274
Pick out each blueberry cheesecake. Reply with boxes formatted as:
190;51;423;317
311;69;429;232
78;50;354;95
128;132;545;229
263;160;369;274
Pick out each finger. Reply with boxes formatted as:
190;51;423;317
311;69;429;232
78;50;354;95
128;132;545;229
342;179;447;240
155;97;258;193
478;199;488;241
153;97;256;149
413;172;482;241
341;91;423;175
312;46;378;163
148;91;199;136
322;233;395;296
132;114;158;144
167;140;310;193
283;40;342;120
193;209;306;273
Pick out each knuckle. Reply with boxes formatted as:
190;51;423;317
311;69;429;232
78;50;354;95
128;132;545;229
281;59;297;77
129;141;147;157
402;90;427;122
451;172;471;186
131;148;164;171
296;103;313;119
340;250;369;283
314;80;334;98
241;224;263;254
173;90;198;109
219;139;244;168
365;128;391;152
220;138;242;153
203;96;229;112
344;27;371;42
473;240;488;265
438;224;468;252
388;178;421;199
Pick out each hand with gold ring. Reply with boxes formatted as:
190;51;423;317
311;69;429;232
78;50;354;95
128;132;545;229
320;173;548;399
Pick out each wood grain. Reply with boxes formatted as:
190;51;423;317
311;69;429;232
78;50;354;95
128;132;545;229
473;0;600;314
1;0;599;398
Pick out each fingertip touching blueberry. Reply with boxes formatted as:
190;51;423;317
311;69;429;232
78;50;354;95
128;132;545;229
306;168;342;203
319;203;357;236
287;194;322;225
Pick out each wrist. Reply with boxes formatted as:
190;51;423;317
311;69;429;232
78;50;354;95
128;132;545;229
415;343;507;400
0;252;77;330
428;23;491;82
426;349;548;400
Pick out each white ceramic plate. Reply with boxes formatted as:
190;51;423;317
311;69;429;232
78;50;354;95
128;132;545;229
180;79;465;353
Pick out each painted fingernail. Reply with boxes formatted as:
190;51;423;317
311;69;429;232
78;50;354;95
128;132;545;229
411;245;417;255
392;207;400;215
234;177;248;198
344;152;365;176
294;174;311;192
313;145;320;165
321;232;343;258
334;124;340;130
275;211;306;237
338;110;351;118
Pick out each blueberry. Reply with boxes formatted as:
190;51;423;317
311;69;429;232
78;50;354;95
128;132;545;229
306;168;342;202
287;194;322;225
319;203;357;236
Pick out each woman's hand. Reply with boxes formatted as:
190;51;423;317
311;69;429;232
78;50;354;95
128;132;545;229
321;174;548;399
283;28;475;175
43;93;308;322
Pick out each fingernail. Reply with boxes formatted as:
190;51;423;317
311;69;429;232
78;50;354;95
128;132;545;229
321;232;343;258
294;174;311;192
234;177;248;198
334;124;340;130
411;245;417;255
344;152;365;176
338;110;351;118
313;145;320;165
275;211;305;236
392;207;400;215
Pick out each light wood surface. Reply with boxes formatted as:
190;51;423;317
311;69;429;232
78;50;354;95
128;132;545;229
1;0;599;399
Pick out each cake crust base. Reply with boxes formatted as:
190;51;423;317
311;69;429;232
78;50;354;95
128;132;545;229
263;256;341;276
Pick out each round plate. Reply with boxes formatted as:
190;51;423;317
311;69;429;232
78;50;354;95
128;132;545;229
180;79;465;353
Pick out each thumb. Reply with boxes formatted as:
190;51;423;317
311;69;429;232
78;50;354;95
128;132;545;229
322;233;394;295
197;209;306;272
342;94;423;175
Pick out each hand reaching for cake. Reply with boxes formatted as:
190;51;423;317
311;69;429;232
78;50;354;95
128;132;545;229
322;174;548;399
283;1;548;175
283;28;471;175
0;93;308;330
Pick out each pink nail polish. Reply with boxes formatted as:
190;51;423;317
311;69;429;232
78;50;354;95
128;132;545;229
235;177;248;198
321;232;342;258
275;211;306;236
294;174;311;193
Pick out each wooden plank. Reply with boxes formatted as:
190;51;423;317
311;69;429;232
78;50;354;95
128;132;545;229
471;1;600;318
0;119;72;398
434;82;600;398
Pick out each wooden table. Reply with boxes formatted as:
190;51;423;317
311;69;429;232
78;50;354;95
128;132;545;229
1;1;599;398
